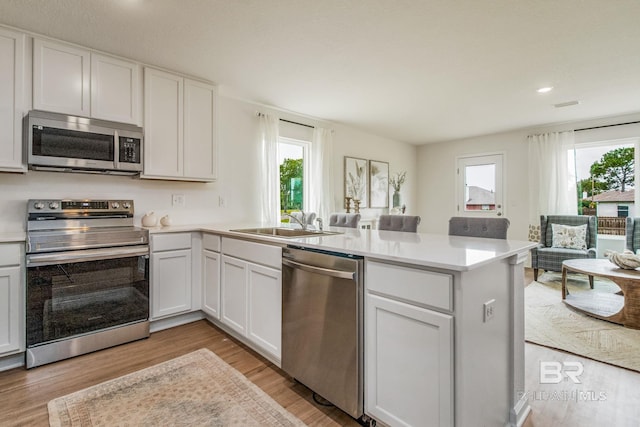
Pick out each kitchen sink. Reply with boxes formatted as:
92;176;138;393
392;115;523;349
230;227;342;238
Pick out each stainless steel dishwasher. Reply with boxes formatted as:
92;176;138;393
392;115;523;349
282;246;364;419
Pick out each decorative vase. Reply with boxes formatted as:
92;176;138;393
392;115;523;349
392;191;401;208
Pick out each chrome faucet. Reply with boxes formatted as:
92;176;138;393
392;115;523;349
285;211;307;230
316;217;323;232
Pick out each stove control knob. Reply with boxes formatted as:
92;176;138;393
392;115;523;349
122;202;131;209
34;202;45;210
111;202;120;209
48;202;59;210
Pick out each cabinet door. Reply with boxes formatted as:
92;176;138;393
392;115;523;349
143;67;183;177
0;266;22;355
91;53;140;124
151;249;192;319
33;39;90;116
183;79;217;181
0;28;25;172
220;255;248;335
202;249;220;319
247;263;282;359
365;293;453;427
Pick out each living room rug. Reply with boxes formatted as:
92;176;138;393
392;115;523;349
525;273;640;372
48;348;305;427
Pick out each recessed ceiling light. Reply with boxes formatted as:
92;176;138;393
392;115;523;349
537;87;554;93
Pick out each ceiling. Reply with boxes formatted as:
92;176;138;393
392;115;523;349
1;0;639;145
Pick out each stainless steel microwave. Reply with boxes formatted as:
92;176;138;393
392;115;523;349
26;110;143;175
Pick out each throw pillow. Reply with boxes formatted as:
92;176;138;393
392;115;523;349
551;223;588;250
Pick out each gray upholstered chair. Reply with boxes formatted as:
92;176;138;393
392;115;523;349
329;213;361;228
448;217;510;239
288;211;316;227
531;215;597;284
625;217;640;252
378;215;421;232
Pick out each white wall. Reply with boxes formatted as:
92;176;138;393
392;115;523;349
0;95;417;232
417;112;640;240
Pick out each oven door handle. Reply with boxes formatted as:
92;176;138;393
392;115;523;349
26;246;149;267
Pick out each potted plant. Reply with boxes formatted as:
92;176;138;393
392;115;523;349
389;171;406;208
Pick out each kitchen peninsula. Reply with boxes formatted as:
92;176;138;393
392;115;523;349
146;224;536;427
0;224;535;427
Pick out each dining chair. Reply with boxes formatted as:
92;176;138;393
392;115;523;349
377;215;421;232
329;213;361;228
448;217;510;239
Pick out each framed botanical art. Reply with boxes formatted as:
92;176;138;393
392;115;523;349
369;160;389;208
344;156;368;208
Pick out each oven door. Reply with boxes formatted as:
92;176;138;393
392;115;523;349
26;246;149;348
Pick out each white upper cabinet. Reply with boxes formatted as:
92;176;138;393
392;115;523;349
143;67;217;182
184;79;217;180
91;53;140;124
0;27;26;172
33;38;141;124
33;38;90;116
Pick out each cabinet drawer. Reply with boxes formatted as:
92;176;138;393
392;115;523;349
366;260;452;311
152;233;192;252
203;233;221;252
0;243;22;267
221;237;281;270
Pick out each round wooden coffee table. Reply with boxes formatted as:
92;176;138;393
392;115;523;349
562;258;640;329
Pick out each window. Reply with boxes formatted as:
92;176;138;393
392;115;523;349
456;153;504;217
573;138;638;237
279;137;309;223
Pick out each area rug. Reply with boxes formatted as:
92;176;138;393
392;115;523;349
525;273;640;372
48;348;305;427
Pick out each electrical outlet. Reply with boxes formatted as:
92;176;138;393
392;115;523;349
172;194;185;207
483;299;496;322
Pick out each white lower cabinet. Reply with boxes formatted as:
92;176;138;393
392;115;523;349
202;249;221;319
247;263;281;357
0;243;24;356
365;260;453;427
221;255;248;334
150;233;193;320
220;237;282;361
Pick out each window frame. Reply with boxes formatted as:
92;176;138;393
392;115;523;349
278;136;311;217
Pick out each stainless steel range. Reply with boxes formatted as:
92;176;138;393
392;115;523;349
25;199;150;368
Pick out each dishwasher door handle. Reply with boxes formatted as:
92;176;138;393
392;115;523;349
282;258;356;280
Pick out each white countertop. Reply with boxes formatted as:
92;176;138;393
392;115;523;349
0;232;26;243
147;223;537;271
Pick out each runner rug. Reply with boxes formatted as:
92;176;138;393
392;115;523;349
525;273;640;372
48;348;305;426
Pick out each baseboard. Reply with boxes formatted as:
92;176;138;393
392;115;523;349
150;311;204;333
0;352;25;372
510;394;532;427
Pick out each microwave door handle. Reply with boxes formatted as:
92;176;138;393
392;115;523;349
114;130;120;169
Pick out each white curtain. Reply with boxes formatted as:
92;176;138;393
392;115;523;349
258;114;280;224
309;127;335;222
527;130;577;240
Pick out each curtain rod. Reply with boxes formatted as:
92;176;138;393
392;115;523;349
255;112;315;129
575;120;640;132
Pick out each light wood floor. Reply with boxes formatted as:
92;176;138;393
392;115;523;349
2;268;638;426
0;320;359;427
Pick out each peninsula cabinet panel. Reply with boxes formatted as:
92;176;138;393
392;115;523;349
33;38;90;116
0;27;26;172
91;53;140;124
143;67;184;178
365;293;453;427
